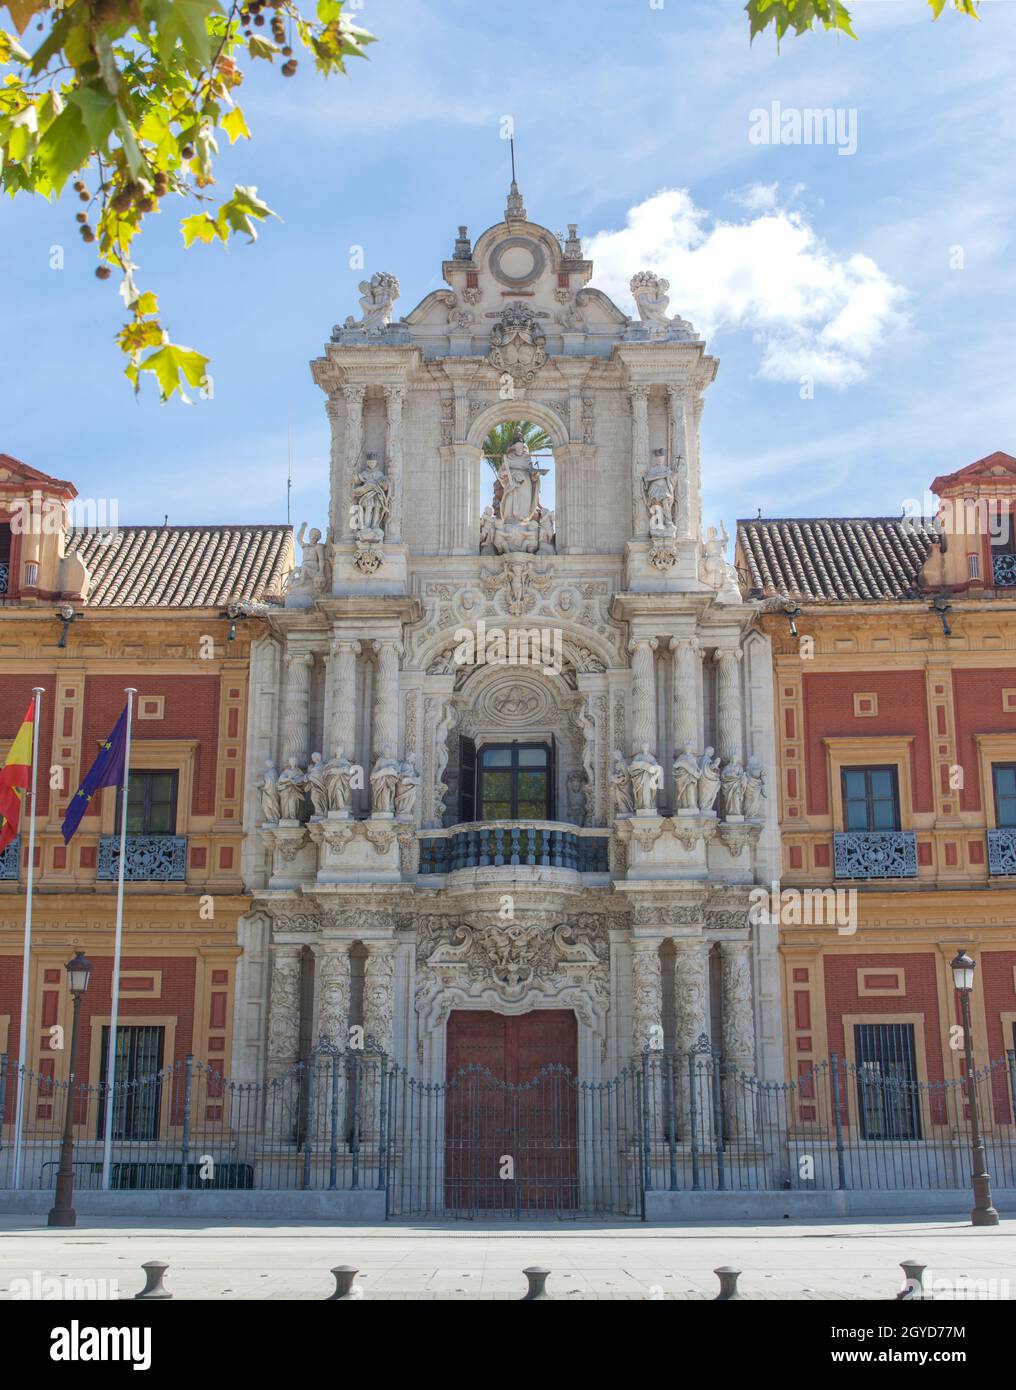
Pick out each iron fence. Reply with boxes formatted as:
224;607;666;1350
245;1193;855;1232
1;1046;1014;1217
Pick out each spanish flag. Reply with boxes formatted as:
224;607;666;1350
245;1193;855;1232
0;699;35;853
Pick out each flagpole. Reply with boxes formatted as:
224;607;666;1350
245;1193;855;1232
12;688;44;1190
100;688;137;1191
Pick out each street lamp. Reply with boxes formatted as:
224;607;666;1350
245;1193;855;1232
949;949;999;1227
47;950;93;1229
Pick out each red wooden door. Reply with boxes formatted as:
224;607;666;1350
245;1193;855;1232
444;1010;578;1213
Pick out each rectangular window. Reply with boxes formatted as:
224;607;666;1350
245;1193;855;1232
853;1023;921;1140
96;1025;164;1141
0;522;11;597
115;770;178;835
478;744;551;821
993;764;1016;829
842;766;900;832
967;552;981;580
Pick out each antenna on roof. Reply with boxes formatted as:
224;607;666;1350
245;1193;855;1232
287;417;293;526
756;507;762;520
510;135;517;185
163;513;168;526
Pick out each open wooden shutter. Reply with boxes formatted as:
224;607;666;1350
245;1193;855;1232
459;736;476;824
547;735;557;820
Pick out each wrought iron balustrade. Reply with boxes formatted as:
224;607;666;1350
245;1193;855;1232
0;836;19;881
96;834;187;882
987;828;1016;876
992;553;1016;587
833;830;917;880
419;822;610;875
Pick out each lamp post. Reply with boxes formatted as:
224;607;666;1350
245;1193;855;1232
950;949;999;1227
47;951;92;1228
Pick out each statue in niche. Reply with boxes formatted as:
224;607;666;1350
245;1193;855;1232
566;769;587;827
697;748;722;814
396;753;420;818
306;751;329;818
323;746;355;814
498;430;546;524
627;743;662;813
258;758;281;823
370;747;400;815
672;743;701;812
743;755;767;820
277;757;308;822
611;749;635;816
643;453;677;534
344;271;401;331
479;506;497;551
720;760;747;819
351;453;391;538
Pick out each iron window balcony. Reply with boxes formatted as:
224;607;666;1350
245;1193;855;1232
987;828;1016;876
992;554;1016;587
96;834;188;882
419;821;610;875
833;830;918;880
0;836;19;880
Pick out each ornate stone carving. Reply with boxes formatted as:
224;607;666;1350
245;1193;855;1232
479;554;553;615
364;943;396;1052
344;271;401;331
306;752;329;817
631;943;663;1053
267;947;302;1066
258;758;281;823
627;743;661;813
629;271;696;340
316;943;351;1045
322;746;355;814
486;303;547;387
743;755;767;821
720;760;747;819
277;757;308;822
288;523;329;600
370;748;400;815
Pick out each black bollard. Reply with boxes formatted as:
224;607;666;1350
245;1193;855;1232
327;1265;361;1300
134;1261;172;1301
897;1260;927;1301
714;1266;742;1301
521;1266;551;1300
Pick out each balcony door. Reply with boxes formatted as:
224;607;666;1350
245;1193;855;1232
476;741;554;822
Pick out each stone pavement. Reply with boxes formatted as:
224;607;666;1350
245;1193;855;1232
0;1216;1013;1300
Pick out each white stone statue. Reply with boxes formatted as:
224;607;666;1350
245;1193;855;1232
538;508;556;548
258;758;281;823
566;769;586;827
352;454;391;537
497;431;548;527
628;743;662;813
743;755;767;820
344;271;401;331
289;523;328;598
370;747;400;815
323;746;354;814
702;523;730;589
720;760;747;819
395;753;420;818
643;454;676;534
277;757;308;822
306;751;329;818
479;506;496;550
672;743;701;811
697;747;722;814
611;748;635;816
630;271;673;327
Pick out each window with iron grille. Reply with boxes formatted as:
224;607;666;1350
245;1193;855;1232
0;522;11;596
96;1025;164;1141
115;770;178;835
841;766;900;832
854;1023;921;1140
992;764;1016;829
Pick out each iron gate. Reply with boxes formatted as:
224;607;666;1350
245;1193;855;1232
384;1061;647;1219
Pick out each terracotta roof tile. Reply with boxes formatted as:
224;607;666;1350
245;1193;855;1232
66;525;291;608
736;517;935;603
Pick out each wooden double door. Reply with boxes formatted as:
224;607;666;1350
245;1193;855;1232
444;1010;578;1214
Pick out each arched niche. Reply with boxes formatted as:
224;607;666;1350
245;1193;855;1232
465;398;570;453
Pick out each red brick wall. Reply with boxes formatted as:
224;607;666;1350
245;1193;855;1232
952;669;1016;813
981;950;1016;1063
81;675;221;822
0;674;57;816
73;955;197;1083
823;951;945;1083
803;671;933;817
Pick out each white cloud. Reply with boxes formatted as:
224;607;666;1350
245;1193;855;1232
585;188;908;388
732;181;780;211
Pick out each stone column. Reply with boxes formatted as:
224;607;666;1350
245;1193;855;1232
631;941;664;1056
371;640;401;764
670;636;700;755
629;384;651;537
383;385;405;543
720;940;756;1140
328;639;361;759
313;941;352;1048
628;637;658;754
266;944;303;1080
341;384;366;541
672;939;710;1139
667;388;692;540
364;941;396;1055
282;652;313;768
714;649;744;765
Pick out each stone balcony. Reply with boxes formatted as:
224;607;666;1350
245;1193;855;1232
987;829;1016;876
96;834;188;882
419;821;610;876
833;830;918;881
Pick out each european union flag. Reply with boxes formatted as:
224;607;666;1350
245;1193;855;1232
61;705;129;844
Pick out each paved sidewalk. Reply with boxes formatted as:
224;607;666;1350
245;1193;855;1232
0;1216;1013;1300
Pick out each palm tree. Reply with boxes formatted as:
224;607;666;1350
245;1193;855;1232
481;421;553;475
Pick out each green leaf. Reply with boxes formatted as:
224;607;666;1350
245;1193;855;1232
137;341;210;402
216;184;276;242
69;86;118;152
221;107;251;144
115;112;145;179
247;34;276;60
153;0;222;67
35;103;91;195
181;211;223;246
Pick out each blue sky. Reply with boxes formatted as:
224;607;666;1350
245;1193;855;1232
2;0;1014;541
